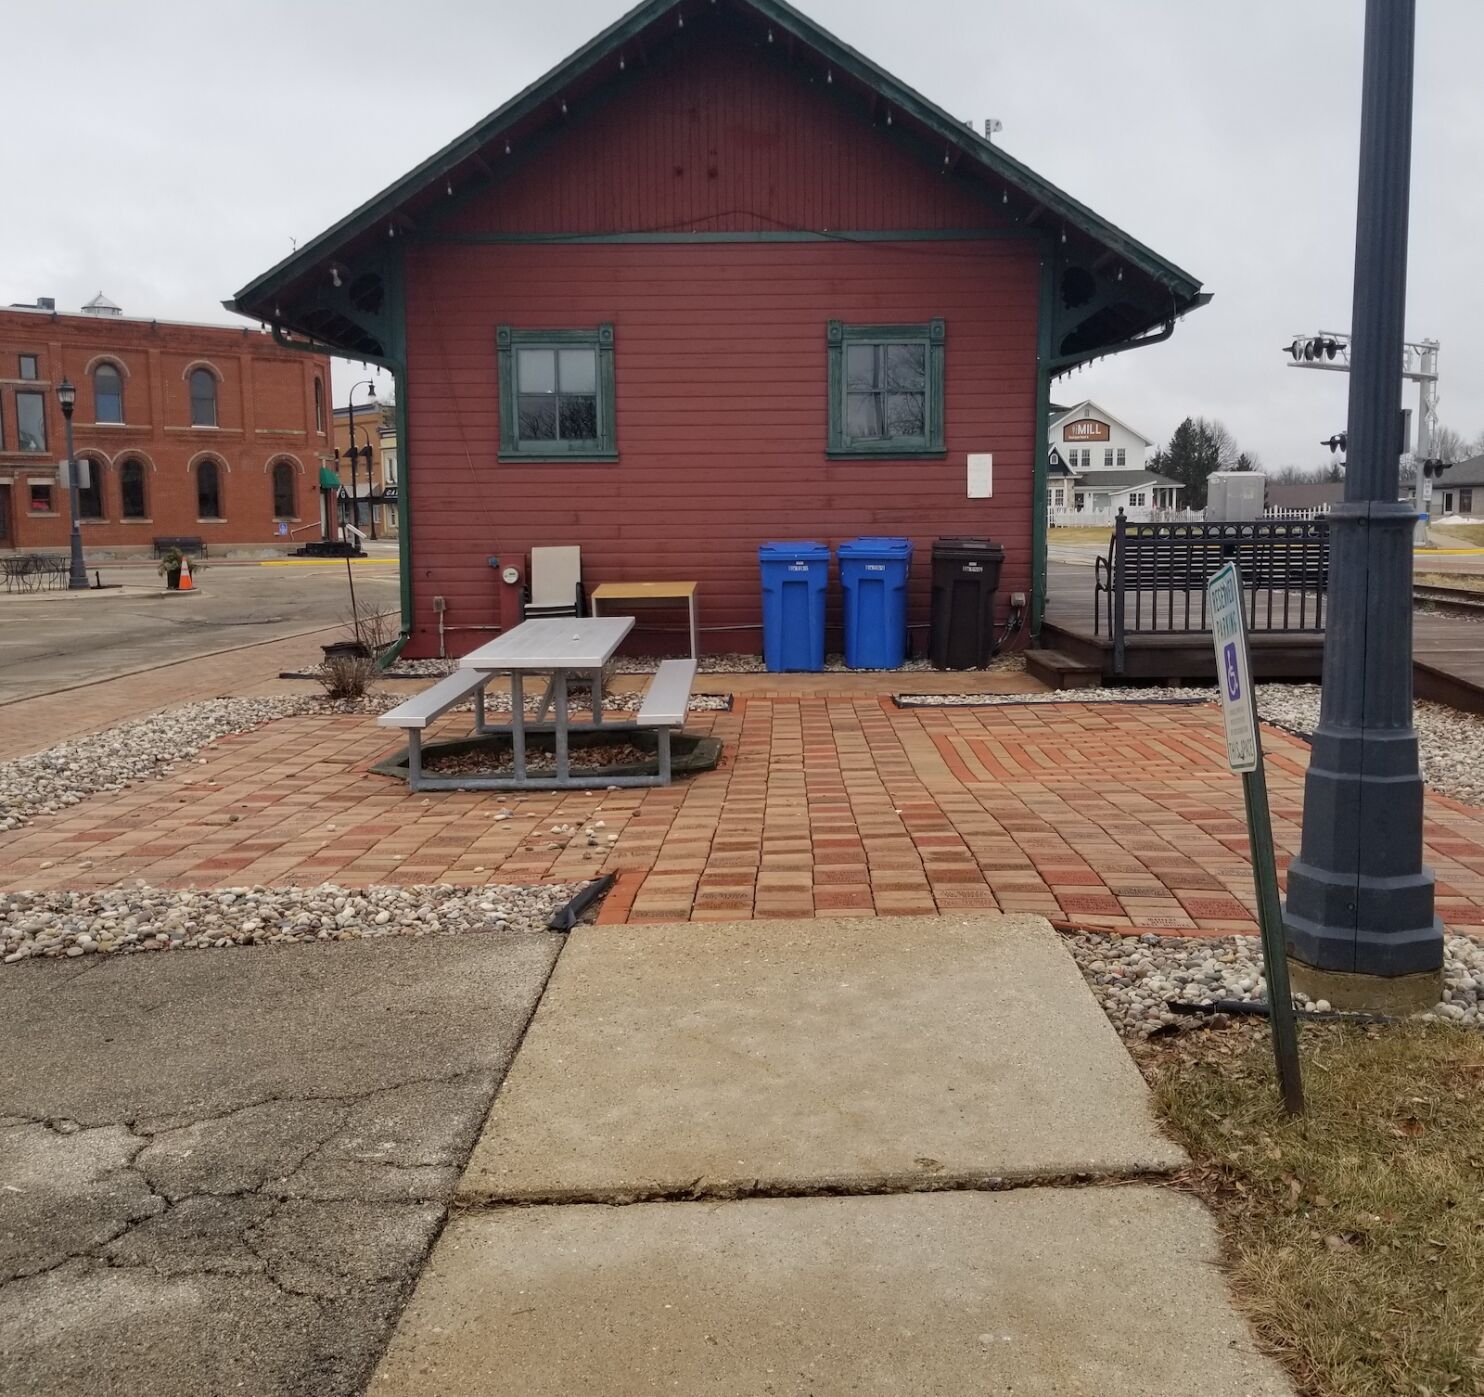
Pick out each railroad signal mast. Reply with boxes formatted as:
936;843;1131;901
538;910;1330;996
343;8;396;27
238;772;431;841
1284;331;1439;541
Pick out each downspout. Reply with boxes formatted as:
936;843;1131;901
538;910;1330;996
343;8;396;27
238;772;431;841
1031;247;1055;638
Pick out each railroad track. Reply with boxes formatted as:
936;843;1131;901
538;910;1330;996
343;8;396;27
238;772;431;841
1414;583;1484;615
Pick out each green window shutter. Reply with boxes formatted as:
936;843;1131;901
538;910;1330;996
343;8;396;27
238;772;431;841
826;318;946;459
497;323;617;462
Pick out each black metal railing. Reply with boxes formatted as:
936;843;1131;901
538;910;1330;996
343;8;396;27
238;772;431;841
1094;515;1329;674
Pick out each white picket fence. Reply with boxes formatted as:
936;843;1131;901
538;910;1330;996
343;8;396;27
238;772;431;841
1261;505;1332;520
1047;507;1204;528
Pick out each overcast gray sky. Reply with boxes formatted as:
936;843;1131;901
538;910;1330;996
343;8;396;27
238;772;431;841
4;0;1481;469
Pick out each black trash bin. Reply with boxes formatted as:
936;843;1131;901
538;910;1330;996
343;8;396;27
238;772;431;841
929;537;1005;670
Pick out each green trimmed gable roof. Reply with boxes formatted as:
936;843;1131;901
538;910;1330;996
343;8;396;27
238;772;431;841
227;0;1206;364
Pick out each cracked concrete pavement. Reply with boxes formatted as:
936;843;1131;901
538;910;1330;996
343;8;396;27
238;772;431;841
0;929;562;1396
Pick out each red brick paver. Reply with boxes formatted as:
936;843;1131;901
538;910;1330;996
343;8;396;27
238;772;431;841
5;693;1484;940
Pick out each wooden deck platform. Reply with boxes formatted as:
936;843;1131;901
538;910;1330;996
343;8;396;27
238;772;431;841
1040;561;1484;711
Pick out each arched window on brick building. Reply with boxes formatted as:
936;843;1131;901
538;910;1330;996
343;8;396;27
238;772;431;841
94;363;124;424
272;460;297;519
120;459;148;519
189;368;218;427
196;459;223;519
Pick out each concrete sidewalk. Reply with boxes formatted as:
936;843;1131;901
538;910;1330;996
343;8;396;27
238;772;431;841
373;915;1294;1396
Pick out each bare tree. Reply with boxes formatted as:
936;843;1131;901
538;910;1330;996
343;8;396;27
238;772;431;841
1431;424;1471;464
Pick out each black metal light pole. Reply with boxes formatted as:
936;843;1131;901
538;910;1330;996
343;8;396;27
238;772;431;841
344;379;376;547
1284;0;1442;1008
56;379;88;590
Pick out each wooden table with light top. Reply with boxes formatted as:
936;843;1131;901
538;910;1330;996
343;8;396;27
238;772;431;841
589;580;700;659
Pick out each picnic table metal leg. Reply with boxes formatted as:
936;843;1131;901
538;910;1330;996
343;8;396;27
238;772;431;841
473;682;487;734
591;663;604;726
658;728;673;785
534;675;555;723
554;669;570;783
510;672;527;782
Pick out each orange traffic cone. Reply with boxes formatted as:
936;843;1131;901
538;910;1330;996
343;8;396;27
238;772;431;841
179;556;194;591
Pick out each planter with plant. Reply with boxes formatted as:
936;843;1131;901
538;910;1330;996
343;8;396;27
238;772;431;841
158;548;184;590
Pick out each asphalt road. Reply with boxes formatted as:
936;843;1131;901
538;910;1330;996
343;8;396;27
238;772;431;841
0;554;401;704
0;931;563;1397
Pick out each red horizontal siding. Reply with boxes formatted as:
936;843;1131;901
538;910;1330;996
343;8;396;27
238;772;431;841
403;239;1039;658
438;22;1008;238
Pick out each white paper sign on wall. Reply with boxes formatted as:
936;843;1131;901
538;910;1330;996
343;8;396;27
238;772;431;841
966;453;993;499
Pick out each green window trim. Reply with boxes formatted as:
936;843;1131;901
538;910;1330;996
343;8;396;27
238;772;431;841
826;318;945;459
497;323;617;462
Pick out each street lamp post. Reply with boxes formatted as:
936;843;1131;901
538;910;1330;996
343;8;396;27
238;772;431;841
343;379;377;550
1283;0;1443;1009
56;379;88;590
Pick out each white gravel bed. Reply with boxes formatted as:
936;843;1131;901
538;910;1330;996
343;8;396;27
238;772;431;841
385;652;1024;677
0;881;582;963
899;682;1484;810
0;694;397;834
1065;928;1484;1037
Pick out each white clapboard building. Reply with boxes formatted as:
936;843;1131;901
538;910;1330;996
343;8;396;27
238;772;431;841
1047;400;1185;522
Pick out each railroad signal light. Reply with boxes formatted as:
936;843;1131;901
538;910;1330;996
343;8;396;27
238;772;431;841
1421;458;1453;479
1322;431;1348;455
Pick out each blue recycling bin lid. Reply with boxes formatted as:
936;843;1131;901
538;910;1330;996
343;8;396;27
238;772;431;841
838;536;913;559
759;541;830;562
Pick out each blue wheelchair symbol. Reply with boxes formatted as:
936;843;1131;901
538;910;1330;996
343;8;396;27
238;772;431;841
1223;642;1241;702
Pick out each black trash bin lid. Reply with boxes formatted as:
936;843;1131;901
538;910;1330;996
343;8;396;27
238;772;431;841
933;536;1003;554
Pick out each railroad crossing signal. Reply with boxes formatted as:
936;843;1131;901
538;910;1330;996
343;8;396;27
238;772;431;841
1288;335;1343;362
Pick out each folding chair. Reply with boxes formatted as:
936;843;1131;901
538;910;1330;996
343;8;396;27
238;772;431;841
525;545;584;619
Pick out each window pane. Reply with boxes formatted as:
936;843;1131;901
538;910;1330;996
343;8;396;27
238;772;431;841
273;464;295;517
884;392;925;438
518;395;558;441
79;464;104;519
121;463;147;519
95;366;123;424
557;349;596;394
30;484;52;512
845;344;878;391
559;395;598;441
846;392;882;439
883;343;925;391
516;349;556;395
198;462;221;518
190;370;217;427
19;355;38;380
16;392;46;450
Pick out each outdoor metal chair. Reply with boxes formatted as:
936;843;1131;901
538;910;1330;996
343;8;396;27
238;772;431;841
525;545;584;620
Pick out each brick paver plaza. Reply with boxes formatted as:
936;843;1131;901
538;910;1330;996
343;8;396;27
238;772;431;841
5;671;1484;940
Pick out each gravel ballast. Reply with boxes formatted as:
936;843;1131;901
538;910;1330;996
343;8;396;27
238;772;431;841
0;881;581;964
1066;929;1484;1037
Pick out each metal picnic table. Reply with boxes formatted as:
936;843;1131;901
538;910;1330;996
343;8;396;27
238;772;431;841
459;615;635;788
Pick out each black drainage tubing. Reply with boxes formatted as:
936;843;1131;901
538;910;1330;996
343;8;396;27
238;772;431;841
547;874;616;933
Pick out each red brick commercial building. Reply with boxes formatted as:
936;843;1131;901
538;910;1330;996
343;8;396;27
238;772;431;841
230;0;1205;660
0;295;333;553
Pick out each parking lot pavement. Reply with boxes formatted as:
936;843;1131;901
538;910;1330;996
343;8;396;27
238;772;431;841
0;930;562;1397
0;559;400;705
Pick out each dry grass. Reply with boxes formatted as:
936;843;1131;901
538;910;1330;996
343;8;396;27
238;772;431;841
1138;1022;1484;1397
1047;526;1114;545
1431;524;1484;548
1416;572;1484;595
315;653;376;701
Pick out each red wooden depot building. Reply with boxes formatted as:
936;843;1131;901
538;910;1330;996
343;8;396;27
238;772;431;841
230;0;1206;661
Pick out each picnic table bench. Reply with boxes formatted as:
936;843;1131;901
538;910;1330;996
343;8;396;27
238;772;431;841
377;618;697;791
152;536;207;559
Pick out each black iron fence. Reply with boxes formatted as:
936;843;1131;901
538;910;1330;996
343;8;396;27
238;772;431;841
1094;515;1329;674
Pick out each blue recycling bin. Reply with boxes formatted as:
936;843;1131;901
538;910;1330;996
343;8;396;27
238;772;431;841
758;541;830;672
838;536;913;669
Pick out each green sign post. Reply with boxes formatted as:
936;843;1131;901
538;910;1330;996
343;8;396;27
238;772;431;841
1207;561;1305;1115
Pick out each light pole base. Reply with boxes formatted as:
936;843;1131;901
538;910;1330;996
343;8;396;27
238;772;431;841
1288;956;1442;1015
